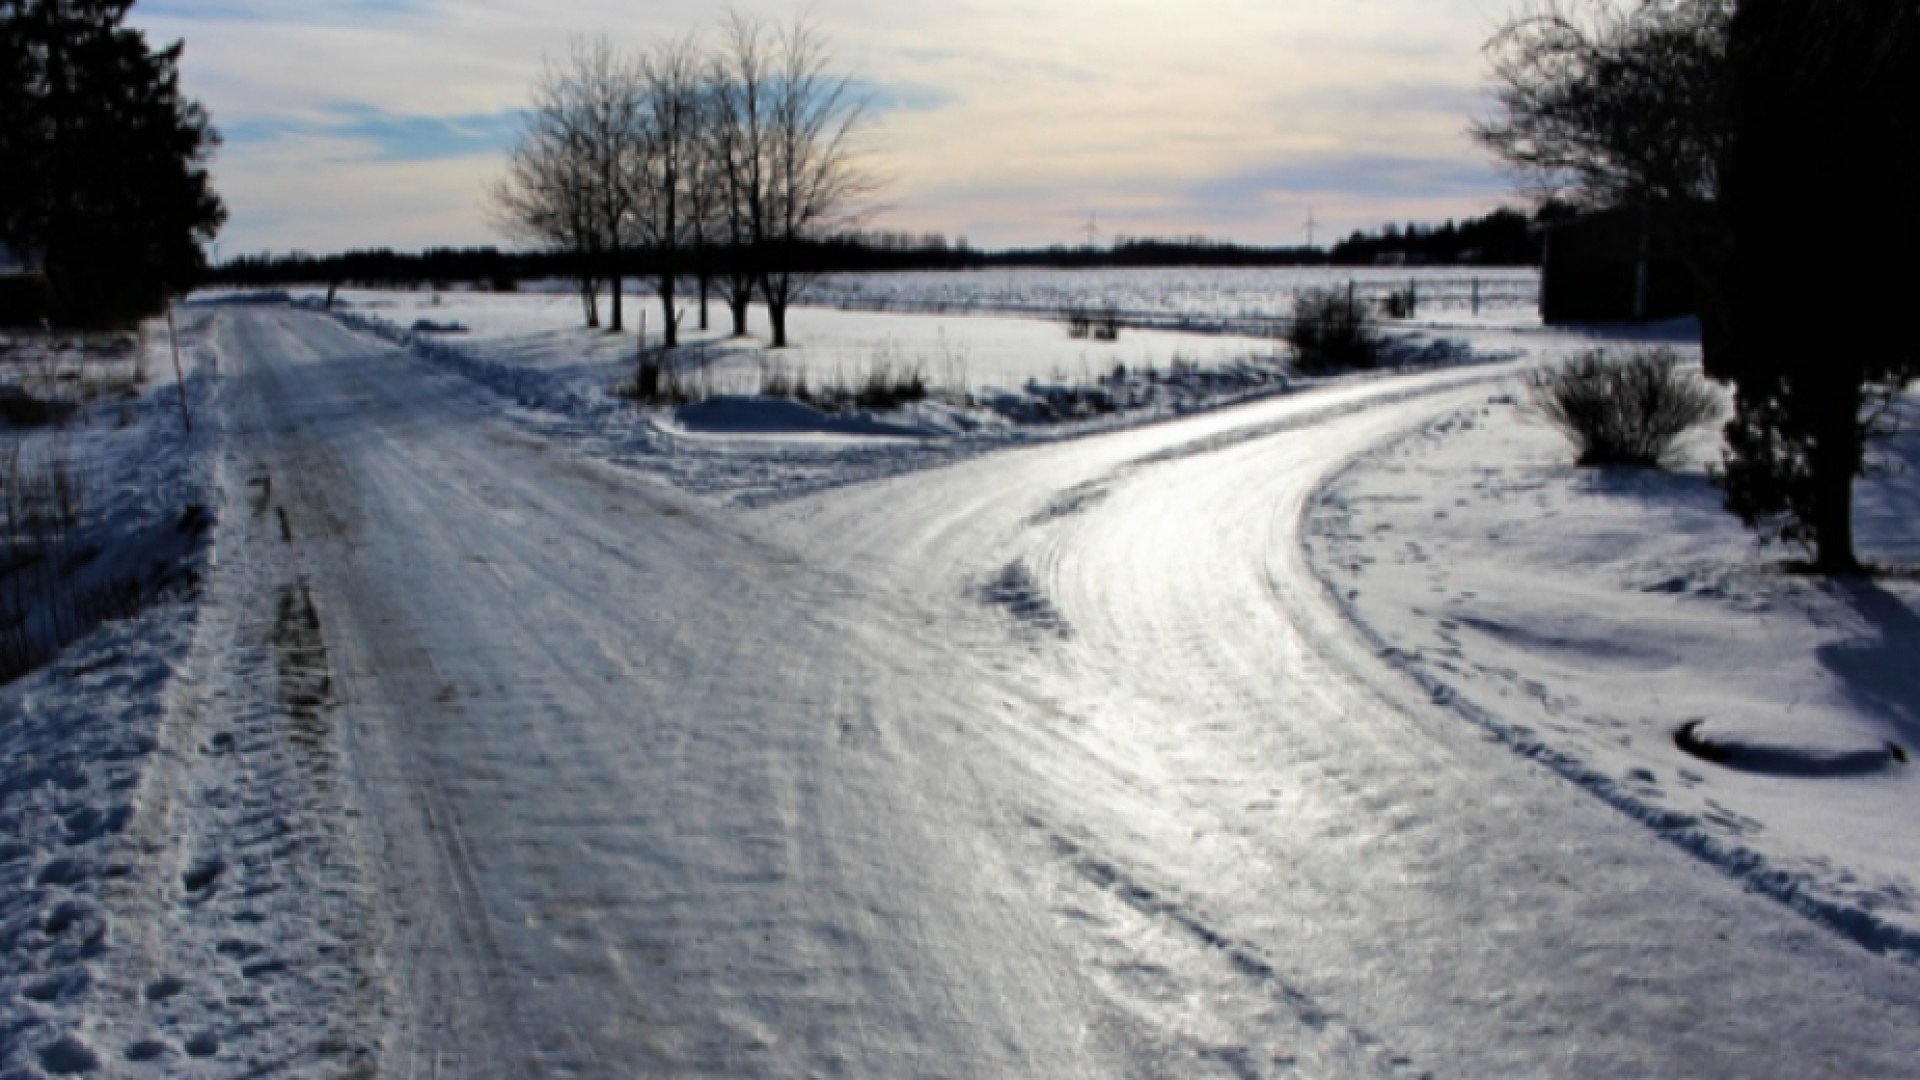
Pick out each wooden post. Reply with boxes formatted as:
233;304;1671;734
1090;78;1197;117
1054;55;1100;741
636;309;647;390
1472;277;1481;316
164;289;191;434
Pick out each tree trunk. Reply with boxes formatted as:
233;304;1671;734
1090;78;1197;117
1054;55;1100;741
579;278;600;329
728;280;751;337
762;269;790;348
767;296;788;348
659;273;678;349
698;272;711;331
608;271;624;334
1810;377;1864;574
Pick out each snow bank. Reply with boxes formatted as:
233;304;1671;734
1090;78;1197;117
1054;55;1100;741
2;311;387;1075
1307;387;1920;963
1;324;221;1074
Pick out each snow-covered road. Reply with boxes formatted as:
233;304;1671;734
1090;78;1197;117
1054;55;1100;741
221;306;1920;1078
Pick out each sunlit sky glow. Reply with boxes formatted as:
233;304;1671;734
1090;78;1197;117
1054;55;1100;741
134;0;1526;257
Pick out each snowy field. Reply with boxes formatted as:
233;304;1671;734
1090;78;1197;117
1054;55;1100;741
306;285;1295;396
4;284;1919;1076
284;286;1502;504
804;266;1543;331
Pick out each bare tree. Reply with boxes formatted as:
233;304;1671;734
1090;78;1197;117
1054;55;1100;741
492;40;646;331
490;82;604;328
683;80;723;333
523;39;645;334
758;19;872;348
707;15;771;339
711;15;871;348
497;18;873;352
634;37;704;349
1474;1;1733;210
1474;1;1734;358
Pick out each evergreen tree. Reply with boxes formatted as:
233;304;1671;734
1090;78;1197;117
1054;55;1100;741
0;0;224;327
1716;0;1919;572
1477;0;1918;574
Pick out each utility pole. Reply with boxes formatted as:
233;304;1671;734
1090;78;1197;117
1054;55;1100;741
1304;207;1319;249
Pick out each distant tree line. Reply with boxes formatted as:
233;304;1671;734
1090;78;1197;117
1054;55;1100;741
1326;207;1548;266
206;208;1547;297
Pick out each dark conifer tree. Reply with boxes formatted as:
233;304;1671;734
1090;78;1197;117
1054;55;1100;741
0;0;225;327
1477;0;1917;574
1716;0;1919;572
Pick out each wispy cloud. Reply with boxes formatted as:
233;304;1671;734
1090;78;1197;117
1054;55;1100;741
142;0;433;26
849;80;957;117
223;106;523;165
130;0;1519;254
1188;155;1505;208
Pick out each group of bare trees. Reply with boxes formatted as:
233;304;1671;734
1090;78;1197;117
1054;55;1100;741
492;16;869;351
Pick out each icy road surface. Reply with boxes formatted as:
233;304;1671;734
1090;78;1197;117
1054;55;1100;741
221;307;1920;1078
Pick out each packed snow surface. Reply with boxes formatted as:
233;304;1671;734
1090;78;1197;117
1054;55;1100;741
6;290;1918;1077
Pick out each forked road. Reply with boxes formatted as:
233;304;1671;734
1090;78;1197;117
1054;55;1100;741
221;306;1920;1078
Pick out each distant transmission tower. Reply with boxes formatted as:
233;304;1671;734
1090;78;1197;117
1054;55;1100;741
1083;213;1101;248
1304;208;1320;248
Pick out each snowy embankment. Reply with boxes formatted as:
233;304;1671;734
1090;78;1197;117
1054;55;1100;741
289;287;1496;505
2;314;382;1077
1;325;213;1073
1307;386;1920;962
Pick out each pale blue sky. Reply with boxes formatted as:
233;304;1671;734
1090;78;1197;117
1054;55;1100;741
135;0;1524;256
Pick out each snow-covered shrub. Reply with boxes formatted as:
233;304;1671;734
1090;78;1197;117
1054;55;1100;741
788;363;927;413
1525;348;1719;468
849;363;928;411
758;365;811;402
616;349;709;407
1289;289;1381;373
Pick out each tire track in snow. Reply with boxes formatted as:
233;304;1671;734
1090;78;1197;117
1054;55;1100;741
1031;819;1422;1079
227;306;1141;1079
108;413;385;1074
779;365;1920;1077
